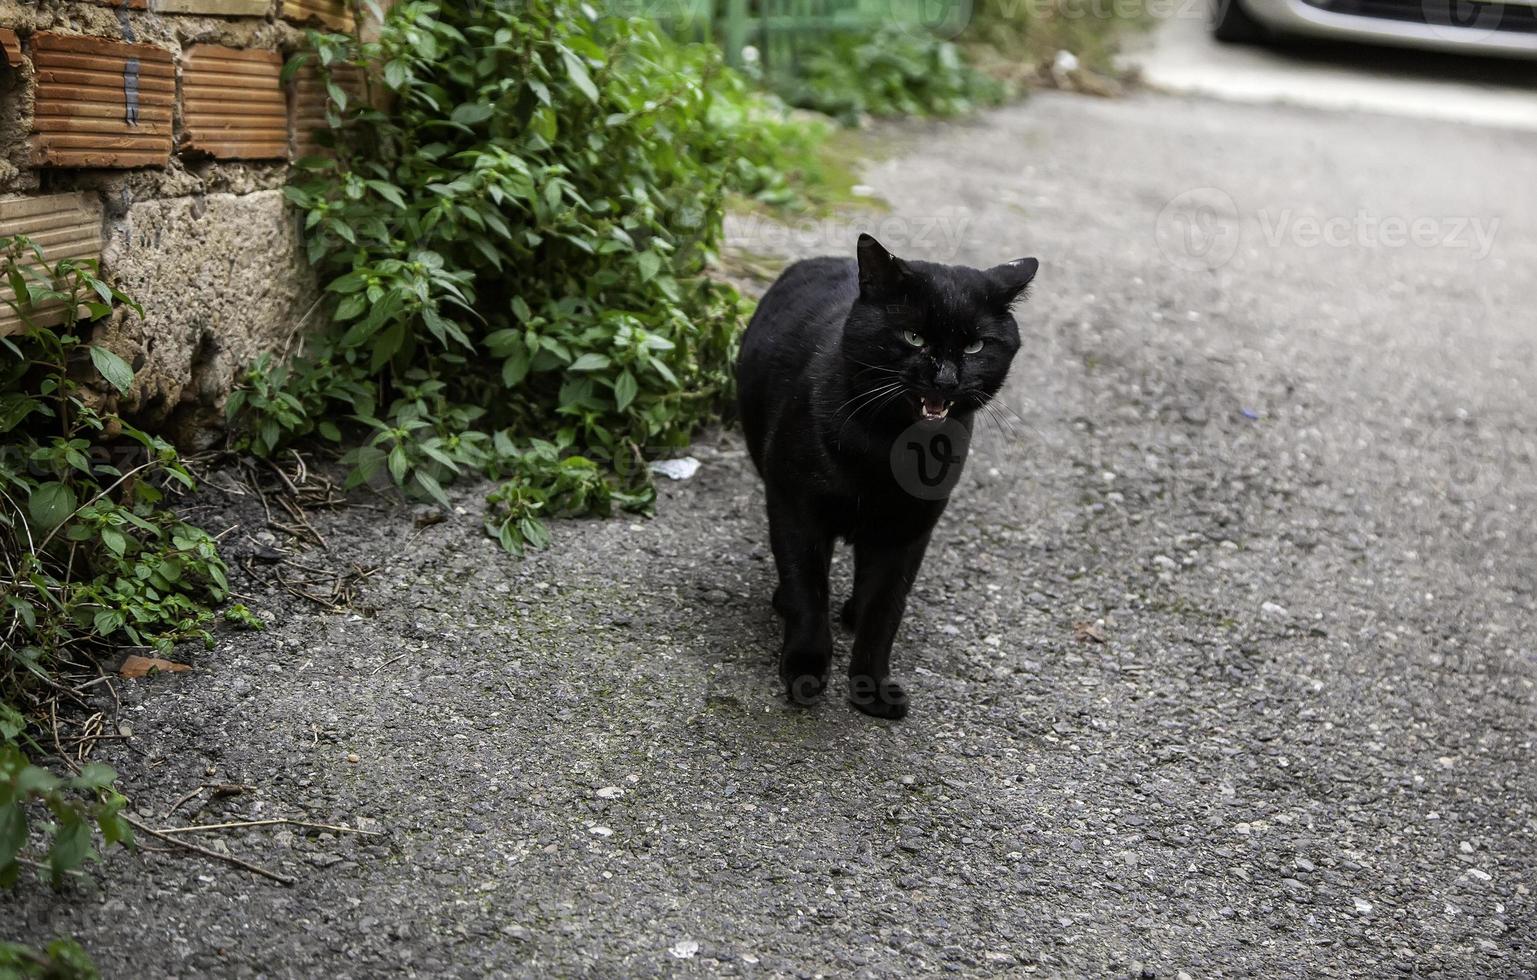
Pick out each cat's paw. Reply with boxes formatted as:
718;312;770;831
847;674;909;720
780;648;831;706
783;672;828;706
839;598;857;630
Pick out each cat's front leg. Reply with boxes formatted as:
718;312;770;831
847;532;933;720
766;490;835;705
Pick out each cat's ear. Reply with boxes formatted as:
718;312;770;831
856;233;912;301
986;257;1039;309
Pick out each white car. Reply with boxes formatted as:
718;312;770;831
1211;0;1537;57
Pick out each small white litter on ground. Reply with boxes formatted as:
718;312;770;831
650;456;700;481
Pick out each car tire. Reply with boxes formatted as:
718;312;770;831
1211;0;1268;42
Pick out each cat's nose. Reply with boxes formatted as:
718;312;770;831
934;361;959;392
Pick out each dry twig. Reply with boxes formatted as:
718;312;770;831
158;817;383;837
122;815;296;887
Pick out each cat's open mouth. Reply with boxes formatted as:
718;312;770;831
915;395;951;422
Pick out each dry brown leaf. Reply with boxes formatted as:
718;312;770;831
119;654;192;678
1072;622;1107;644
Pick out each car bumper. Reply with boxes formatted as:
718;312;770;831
1242;0;1537;56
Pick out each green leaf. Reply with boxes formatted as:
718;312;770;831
562;48;600;104
614;370;638;411
73;763;117;791
50;816;92;881
0;799;26;870
384;58;408;90
89;346;135;394
335;293;367;321
496;520;522;556
451;103;493;126
520;516;551;550
100;526;128;557
99;805;134;847
387;446;408;486
93;609;124;636
0;394;40;433
344;446;387;490
329;272;368;294
636;251;661;283
367;181;407;209
414;471;451;508
501;349;530;387
28;482;76;530
0;704;24;739
569;353;610;372
15;766;62;796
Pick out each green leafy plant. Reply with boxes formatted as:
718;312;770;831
238;0;791;551
0;740;130;889
484;437;650;555
223;603;265;630
0;935;99;979
773;26;1005;125
1;237;230;672
2;235;227;891
959;0;1154;86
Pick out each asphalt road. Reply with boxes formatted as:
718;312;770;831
6;91;1535;978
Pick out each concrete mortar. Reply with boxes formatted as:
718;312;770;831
98;188;316;445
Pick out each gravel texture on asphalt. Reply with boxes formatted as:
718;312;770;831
4;90;1535;978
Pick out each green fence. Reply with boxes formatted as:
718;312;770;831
613;0;961;77
752;0;891;77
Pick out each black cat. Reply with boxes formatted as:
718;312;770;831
737;234;1038;719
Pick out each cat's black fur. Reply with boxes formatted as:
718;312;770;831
737;234;1038;719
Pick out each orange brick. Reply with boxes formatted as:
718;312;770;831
0;192;105;337
281;0;354;31
181;45;287;160
150;0;271;12
30;33;175;169
0;29;20;69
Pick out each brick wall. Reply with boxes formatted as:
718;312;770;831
0;0;364;447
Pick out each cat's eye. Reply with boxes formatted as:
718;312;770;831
964;339;984;354
902;329;925;348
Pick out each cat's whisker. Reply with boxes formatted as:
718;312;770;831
866;386;910;420
982;403;1018;443
833;381;904;422
832;383;906;439
988;402;1025;439
962;391;1044;446
850;366;903;384
833;382;909;446
988;398;1048;444
971;400;1008;442
845;355;901;374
